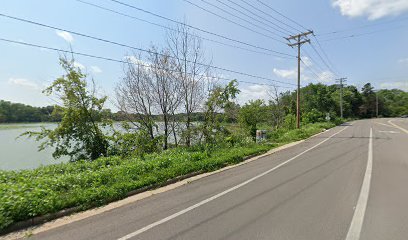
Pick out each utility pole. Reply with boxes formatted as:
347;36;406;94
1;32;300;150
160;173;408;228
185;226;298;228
336;77;347;118
286;31;313;129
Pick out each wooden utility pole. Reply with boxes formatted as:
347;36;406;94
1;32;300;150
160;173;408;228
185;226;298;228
336;77;347;118
286;31;313;129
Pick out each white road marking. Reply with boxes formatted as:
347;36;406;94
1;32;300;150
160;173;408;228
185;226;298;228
117;126;349;240
345;128;373;240
373;122;394;128
378;131;399;134
388;120;408;135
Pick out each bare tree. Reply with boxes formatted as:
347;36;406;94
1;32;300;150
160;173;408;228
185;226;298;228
149;47;182;149
116;54;156;139
167;23;209;147
268;86;284;128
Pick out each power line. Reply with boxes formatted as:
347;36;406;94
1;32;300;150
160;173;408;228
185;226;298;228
300;58;321;80
254;0;308;31
309;43;337;76
106;0;294;57
182;0;285;42
0;37;295;89
0;13;297;86
319;25;406;42
213;0;290;37
302;49;328;74
237;0;299;34
317;16;408;36
248;0;341;81
221;0;292;36
75;0;287;58
312;35;339;75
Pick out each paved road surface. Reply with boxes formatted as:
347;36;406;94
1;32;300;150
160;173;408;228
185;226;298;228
24;118;408;240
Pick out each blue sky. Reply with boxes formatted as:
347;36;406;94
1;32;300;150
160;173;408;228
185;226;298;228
1;0;408;108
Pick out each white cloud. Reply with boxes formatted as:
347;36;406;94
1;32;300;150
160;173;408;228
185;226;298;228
90;66;102;74
273;57;335;83
73;61;85;70
56;30;74;43
273;67;311;82
238;84;272;104
317;71;336;82
302;56;313;67
124;56;152;70
7;78;39;90
124;56;145;65
273;68;297;79
398;58;408;65
332;0;408;20
380;81;408;91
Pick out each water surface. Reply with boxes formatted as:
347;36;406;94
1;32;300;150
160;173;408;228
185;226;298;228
0;123;67;171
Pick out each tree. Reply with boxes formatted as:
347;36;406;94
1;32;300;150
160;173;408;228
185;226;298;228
301;83;336;118
167;23;209;147
24;56;110;161
377;89;408;117
116;54;156;139
267;86;286;128
360;83;376;118
202;80;240;144
149;48;182;149
238;99;268;138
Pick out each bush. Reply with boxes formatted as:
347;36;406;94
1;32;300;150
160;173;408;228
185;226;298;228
302;109;325;124
283;114;296;130
108;129;162;158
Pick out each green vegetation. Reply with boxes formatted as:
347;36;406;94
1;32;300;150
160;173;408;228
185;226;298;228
22;57;111;161
239;99;268;138
0;100;60;123
0;122;333;231
1;22;406;234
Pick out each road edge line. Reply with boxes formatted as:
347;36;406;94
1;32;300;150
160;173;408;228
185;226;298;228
117;126;349;240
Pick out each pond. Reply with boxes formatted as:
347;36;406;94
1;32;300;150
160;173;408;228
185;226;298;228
0;122;186;171
0;123;67;171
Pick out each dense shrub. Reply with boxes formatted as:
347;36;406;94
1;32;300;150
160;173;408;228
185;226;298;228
302;109;325;124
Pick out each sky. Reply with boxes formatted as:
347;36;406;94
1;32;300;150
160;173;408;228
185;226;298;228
1;0;408;109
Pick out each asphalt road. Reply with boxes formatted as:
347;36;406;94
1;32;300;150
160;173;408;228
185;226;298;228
25;118;408;240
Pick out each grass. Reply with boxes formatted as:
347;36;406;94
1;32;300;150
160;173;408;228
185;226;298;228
0;122;336;231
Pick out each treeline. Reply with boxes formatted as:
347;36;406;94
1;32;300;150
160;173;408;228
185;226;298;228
0;100;60;123
292;83;408;119
260;82;408;131
2;83;407;124
0;100;208;124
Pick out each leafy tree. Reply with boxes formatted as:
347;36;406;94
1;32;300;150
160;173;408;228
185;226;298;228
238;99;268;138
0;100;59;123
377;89;408;116
202;80;240;144
301;83;336;115
24;57;110;161
360;83;376;118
